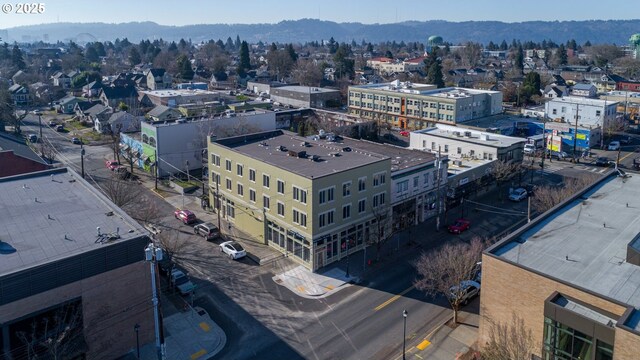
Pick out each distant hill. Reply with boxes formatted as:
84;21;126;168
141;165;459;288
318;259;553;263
3;19;639;45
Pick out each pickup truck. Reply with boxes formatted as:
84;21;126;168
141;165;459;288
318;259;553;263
170;269;196;296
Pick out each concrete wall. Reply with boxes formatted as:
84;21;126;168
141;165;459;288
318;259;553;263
479;254;635;359
409;132;524;162
0;261;154;359
545;99;618;128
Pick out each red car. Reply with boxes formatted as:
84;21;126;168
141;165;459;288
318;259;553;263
174;209;196;224
399;130;410;137
448;219;470;234
105;160;121;171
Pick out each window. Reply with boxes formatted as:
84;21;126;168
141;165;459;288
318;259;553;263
470;150;475;157
342;182;351;197
542;317;607;360
342;204;351;219
319;187;335;204
358;177;366;191
226;200;235;218
293;186;307;204
237;183;244;196
236;164;243;177
292;209;307;227
249;189;256;202
396;180;409;194
413;176;419;188
373;173;386;186
263;174;270;188
561;106;566;113
226;178;232;190
457;147;462;154
444;145;449;153
211;154;220;167
423;173;429;186
277;179;285;194
373;193;386;207
249;169;256;182
263;195;270;209
552;109;557;115
596;110;601;117
319;210;334;228
431;142;436;150
277;202;285;217
358;199;366;213
225;159;232;171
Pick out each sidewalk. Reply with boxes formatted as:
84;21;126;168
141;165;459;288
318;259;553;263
407;310;480;360
273;265;359;299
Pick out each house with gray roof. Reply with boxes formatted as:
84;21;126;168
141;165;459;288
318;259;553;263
571;83;597;98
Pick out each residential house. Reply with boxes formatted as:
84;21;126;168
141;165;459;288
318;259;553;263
83;80;102;98
11;70;28;84
8;84;31;106
591;74;627;93
67;70;82;86
146;105;183;122
56;95;80;114
99;85;138;109
146;68;172;90
543;85;569;99
570;83;597;98
81;104;112;126
95;111;141;134
51;71;71;89
616;80;640;93
73;101;102;122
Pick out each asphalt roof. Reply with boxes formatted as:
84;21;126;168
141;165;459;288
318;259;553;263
0;168;147;277
491;174;640;309
413;124;526;148
0;132;47;164
214;130;390;179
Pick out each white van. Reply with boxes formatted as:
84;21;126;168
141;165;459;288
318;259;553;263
524;143;536;155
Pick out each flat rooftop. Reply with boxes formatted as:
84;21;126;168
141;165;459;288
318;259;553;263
491;174;640;309
140;89;219;98
414;124;525;148
275;86;340;94
0;168;147;277
333;138;437;173
214;130;389;179
352;83;499;98
458;114;536;131
548;96;619;107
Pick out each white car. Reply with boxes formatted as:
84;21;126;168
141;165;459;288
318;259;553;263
509;188;528;202
607;141;620;151
449;280;481;305
220;241;246;260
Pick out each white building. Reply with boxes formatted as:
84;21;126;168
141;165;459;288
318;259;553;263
139;110;277;177
545;96;619;128
408;124;526;164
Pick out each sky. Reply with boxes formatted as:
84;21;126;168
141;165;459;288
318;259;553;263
1;0;638;28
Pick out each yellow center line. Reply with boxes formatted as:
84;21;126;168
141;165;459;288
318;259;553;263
620;151;636;162
374;285;415;311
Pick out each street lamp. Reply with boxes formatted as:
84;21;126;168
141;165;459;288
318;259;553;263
402;309;408;360
144;243;164;360
134;324;140;359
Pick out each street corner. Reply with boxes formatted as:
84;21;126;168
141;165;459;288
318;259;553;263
272;265;355;299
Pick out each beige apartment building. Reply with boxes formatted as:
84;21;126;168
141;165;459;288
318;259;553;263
348;81;502;130
208;130;391;271
366;57;427;75
480;174;640;360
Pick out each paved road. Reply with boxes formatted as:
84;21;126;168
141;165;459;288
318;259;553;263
24;118;612;360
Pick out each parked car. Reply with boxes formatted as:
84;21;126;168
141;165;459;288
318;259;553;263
383;133;397;141
55;125;64;132
619;137;632;145
607;141;620;151
447;218;470;234
193;222;220;240
170;269;196;296
449;280;481;305
547;150;569;161
595;157;612;167
523;144;536;155
71;137;82;145
399;130;410;137
105;160;121;170
509;188;528;202
220;241;247;260
27;134;37;143
174;209;196;224
48;120;56;127
524;183;538;196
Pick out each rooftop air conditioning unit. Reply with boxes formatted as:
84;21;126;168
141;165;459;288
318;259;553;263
277;145;287;152
464;131;472;137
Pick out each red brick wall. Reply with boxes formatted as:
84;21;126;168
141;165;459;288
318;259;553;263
0;151;49;178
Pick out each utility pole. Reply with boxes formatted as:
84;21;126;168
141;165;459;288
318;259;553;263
80;144;85;178
345;237;350;278
527;195;531;223
154;150;158;190
216;175;222;234
435;146;443;231
144;243;165;360
402;310;408;360
541;118;547;171
573;104;579;161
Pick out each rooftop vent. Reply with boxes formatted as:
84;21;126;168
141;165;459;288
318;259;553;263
464;131;472;137
258;141;268;147
453;131;462;137
277;145;288;152
288;150;307;158
301;141;310;147
309;154;320;161
342;147;352;152
330;152;341;157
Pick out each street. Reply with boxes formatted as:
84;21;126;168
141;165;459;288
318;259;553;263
19;115;614;360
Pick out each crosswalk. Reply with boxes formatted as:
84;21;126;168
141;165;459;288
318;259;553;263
537;162;609;175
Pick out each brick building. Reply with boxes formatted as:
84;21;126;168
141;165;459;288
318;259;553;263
480;173;640;360
0;168;153;359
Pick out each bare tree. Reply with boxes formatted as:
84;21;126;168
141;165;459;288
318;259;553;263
40;138;57;164
491;160;525;198
414;237;484;324
291;59;324;87
531;175;597;213
480;313;535;360
102;172;143;208
155;228;189;262
367;204;395;262
17;301;84;360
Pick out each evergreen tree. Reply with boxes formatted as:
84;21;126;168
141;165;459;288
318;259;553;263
238;41;251;75
584;40;592;47
235;35;241;49
427;59;445;88
85;46;99;63
11;45;26;70
168;41;178;53
128;47;141;65
500;40;508;50
226;37;234;50
515;46;524;73
557;44;568;66
176;54;194;80
286;44;298;62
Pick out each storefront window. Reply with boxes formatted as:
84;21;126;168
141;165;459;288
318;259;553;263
542;317;606;360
